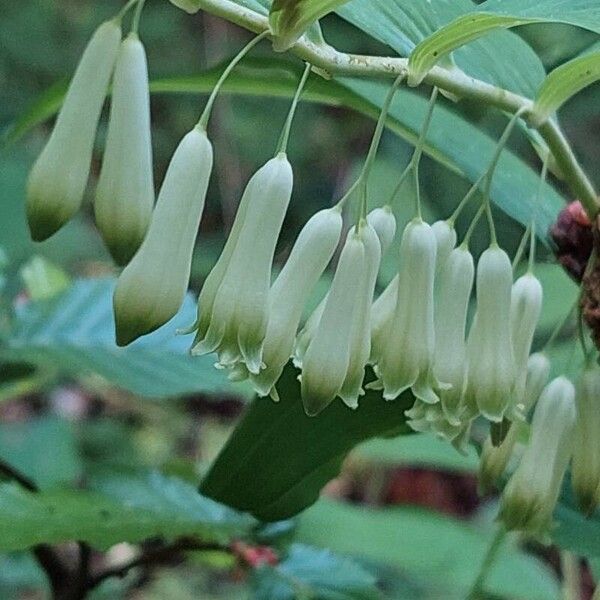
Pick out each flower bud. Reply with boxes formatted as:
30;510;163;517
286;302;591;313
376;219;441;403
572;365;600;514
301;231;366;416
113;128;213;346
192;154;293;374
433;245;474;422
95;33;155;266
26;21;121;241
340;223;382;408
293;296;326;368
478;352;550;493
249;208;343;398
499;376;576;534
431;220;457;274
369;275;398;365
464;245;515;422
367;206;396;254
511;273;543;408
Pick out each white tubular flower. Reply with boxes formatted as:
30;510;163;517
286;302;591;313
367;206;396;254
369;275;398;365
433;245;474;422
301;231;366;416
500;376;576;534
377;219;440;403
249;208;343;399
113;128;213;346
26;20;121;242
478;352;550;494
572;365;600;514
293;296;326;368
340;223;382;408
192;154;293;374
510;273;543;409
431;220;457;274
464;245;515;422
95;33;155;266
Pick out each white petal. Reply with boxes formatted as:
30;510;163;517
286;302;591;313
367;206;396;254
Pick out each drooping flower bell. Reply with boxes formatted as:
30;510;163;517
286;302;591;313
249;208;343;399
431;220;457;273
369;275;398;365
464;245;516;422
433;245;474;422
113;127;213;346
375;219;442;403
478;352;550;494
95;33;155;266
301;230;366;416
26;20;121;242
571;364;600;514
340;222;382;408
510;272;543;413
367;206;396;254
192;153;293;374
499;376;576;534
293;295;326;369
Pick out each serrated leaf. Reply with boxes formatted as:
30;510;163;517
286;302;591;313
0;471;254;551
252;543;381;600
269;0;349;51
201;364;414;522
531;51;600;126
1;278;247;399
297;499;561;600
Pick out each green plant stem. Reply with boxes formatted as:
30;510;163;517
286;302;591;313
131;0;146;33
466;526;506;600
447;173;485;226
529;154;549;272
191;0;599;219
197;30;269;129
277;62;312;154
116;0;139;21
461;202;486;248
512;223;531;270
560;551;580;600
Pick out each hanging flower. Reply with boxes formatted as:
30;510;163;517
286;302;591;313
340;222;382;408
375;219;442;404
192;153;293;374
431;220;456;274
293;296;326;369
433;245;474;422
26;20;121;242
478;352;550;493
510;272;543;413
95;33;155;266
499;376;576;534
249;208;343;399
572;364;600;514
301;230;366;416
367;206;396;254
464;245;515;422
113;127;213;346
369;275;398;365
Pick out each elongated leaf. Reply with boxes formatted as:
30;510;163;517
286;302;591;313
12;57;563;241
201;364;414;522
269;0;349;51
252;543;380;599
1;278;246;399
0;471;254;551
297;499;560;599
532;51;600;125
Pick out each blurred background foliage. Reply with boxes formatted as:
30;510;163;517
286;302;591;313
0;0;599;598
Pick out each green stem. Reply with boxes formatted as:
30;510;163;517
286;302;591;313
447;173;485;226
560;551;580;600
116;0;139;21
131;0;146;34
411;87;439;169
189;0;600;220
197;30;269;130
512;223;531;271
466;527;506;600
544;300;577;352
461;202;486;248
277;62;312;155
529;154;549;273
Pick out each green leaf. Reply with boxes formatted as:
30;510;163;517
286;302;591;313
296;499;560;600
19;256;70;301
355;432;479;474
201;364;414;522
0;471;254;551
269;0;349;51
532;51;600;126
252;543;381;600
1;278;248;399
0;417;81;489
11;57;564;240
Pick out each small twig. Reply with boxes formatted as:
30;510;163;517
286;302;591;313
0;458;37;491
466;526;506;600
